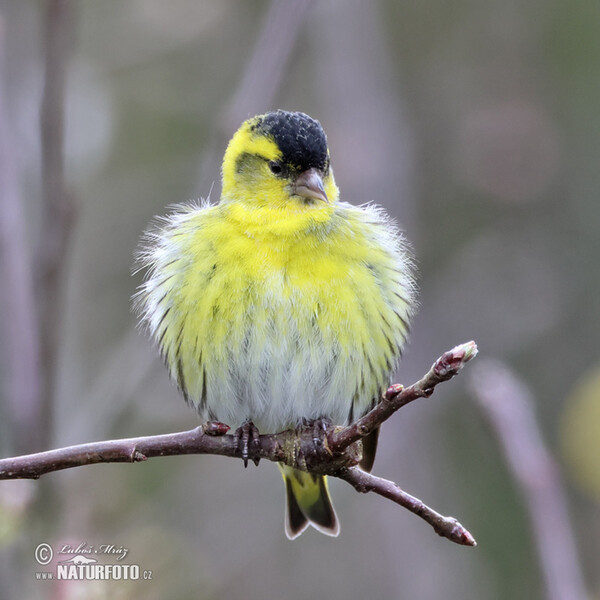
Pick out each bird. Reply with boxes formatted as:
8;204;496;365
134;110;416;539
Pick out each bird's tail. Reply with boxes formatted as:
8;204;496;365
278;465;340;539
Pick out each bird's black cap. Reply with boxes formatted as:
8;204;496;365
252;110;329;173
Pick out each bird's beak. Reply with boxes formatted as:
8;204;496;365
292;168;328;203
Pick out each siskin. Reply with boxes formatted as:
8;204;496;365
134;110;417;539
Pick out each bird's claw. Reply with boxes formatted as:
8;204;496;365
312;418;329;449
301;417;333;459
233;421;261;467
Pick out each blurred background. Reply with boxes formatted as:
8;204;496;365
0;0;599;598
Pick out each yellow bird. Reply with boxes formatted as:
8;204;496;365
134;110;416;538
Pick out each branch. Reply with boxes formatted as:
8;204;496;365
470;360;588;600
338;467;476;546
0;424;264;479
330;340;478;450
0;342;478;546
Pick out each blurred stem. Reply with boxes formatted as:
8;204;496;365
37;0;77;452
470;360;588;600
197;0;315;192
223;0;315;129
0;20;42;455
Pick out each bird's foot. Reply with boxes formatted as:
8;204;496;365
300;417;334;463
233;421;261;468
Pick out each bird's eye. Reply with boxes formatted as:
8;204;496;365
269;161;283;175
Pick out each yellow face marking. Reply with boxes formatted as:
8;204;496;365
221;121;281;196
221;118;339;213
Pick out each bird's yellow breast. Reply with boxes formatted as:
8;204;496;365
138;200;413;431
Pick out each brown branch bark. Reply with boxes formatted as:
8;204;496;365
330;341;478;450
0;342;478;546
338;467;476;546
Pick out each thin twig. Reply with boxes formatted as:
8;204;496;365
338;467;476;546
0;343;478;546
331;341;478;450
0;426;254;480
470;360;587;600
0;422;339;482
